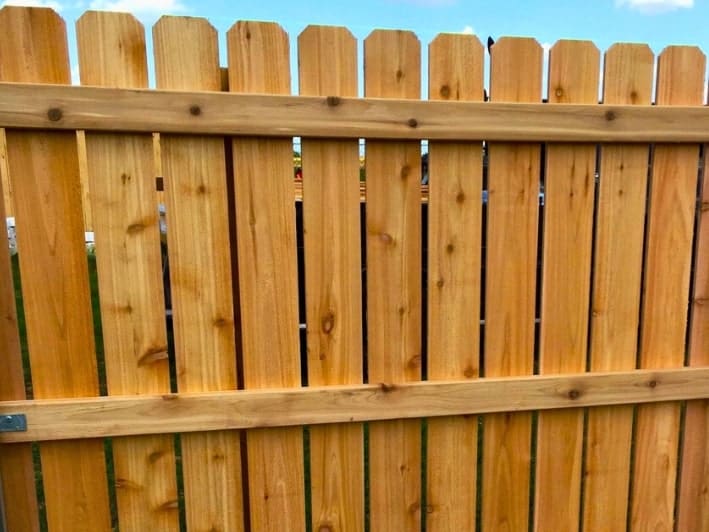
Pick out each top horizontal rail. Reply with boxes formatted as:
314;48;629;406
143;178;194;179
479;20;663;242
1;82;708;142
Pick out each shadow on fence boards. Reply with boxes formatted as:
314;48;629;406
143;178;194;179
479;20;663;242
0;5;709;532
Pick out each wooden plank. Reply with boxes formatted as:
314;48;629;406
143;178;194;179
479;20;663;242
1;367;708;443
679;140;709;529
631;46;706;531
153;15;244;532
583;43;654;532
3;82;709;142
75;12;179;532
482;37;542;532
298;25;363;532
426;32;484;532
0;129;11;217
227;21;305;532
0;124;39;532
0;7;111;531
534;40;599;532
76;131;93;231
364;29;422;532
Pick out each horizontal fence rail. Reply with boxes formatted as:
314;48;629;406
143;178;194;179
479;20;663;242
1;82;709;141
0;367;708;443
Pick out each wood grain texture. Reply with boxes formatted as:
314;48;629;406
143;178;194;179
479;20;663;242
678;81;709;528
3;82;709;142
227;21;305;532
534;40;599;532
0;118;39;532
0;128;11;216
583;43;654;532
483;37;542;532
426;33;484;532
298;25;363;532
364;29;422;532
1;367;707;443
153;16;244;532
0;7;111;531
631;46;706;531
76;13;180;532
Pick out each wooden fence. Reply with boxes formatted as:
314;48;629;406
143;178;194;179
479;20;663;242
0;6;708;532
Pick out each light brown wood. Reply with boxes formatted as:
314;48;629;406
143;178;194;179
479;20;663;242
678;88;709;528
3;82;709;142
76;13;179;532
0;129;11;217
426;32;484;532
582;43;654;532
534;40;599;532
632;46;706;531
483;36;542;532
227;21;305;532
1;367;708;444
298;25;363;532
76;131;93;231
0;109;38;532
0;7;111;531
364;29;422;532
153;15;245;532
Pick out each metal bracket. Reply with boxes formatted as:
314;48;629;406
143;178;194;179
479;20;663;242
0;414;26;433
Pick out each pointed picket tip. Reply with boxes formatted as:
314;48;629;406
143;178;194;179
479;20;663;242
297;25;357;96
363;29;421;98
76;10;148;88
364;28;420;48
226;20;291;94
428;33;484;101
548;40;600;104
153;15;220;91
298;24;356;46
491;36;542;56
602;43;654;105
0;5;70;83
656;45;706;105
489;37;543;102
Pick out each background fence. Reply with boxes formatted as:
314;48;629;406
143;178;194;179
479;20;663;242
0;6;708;532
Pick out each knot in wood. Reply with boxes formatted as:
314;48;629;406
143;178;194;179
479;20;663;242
189;105;202;116
567;389;580;400
439;84;451;98
605;110;617;121
47;108;63;122
407;118;418;128
648;380;657;388
326;96;341;107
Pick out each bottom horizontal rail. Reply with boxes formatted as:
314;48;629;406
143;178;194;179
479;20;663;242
1;367;708;443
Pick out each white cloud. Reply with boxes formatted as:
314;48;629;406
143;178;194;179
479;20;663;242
1;0;62;9
461;25;474;35
89;0;185;15
616;0;693;13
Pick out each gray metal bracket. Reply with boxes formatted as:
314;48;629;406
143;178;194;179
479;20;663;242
0;414;26;433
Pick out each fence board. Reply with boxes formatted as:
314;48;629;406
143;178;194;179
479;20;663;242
582;43;653;532
227;21;305;531
426;33;483;532
364;29;422;532
632;46;706;530
0;7;111;531
679;133;709;530
0;129;11;217
0;125;38;532
298;25;364;532
75;13;179;532
153;16;244;532
482;37;542;532
534;40;598;532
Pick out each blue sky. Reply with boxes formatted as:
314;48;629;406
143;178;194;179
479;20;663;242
1;0;707;99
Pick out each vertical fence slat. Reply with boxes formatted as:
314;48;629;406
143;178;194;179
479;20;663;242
153;16;245;532
298;25;364;532
0;129;39;532
0;130;11;217
534;40;599;532
227;21;306;532
426;33;484;532
482;37;542;532
583;43;653;532
75;12;179;532
364;29;422;532
679;92;709;529
631;46;706;531
0;7;111;531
